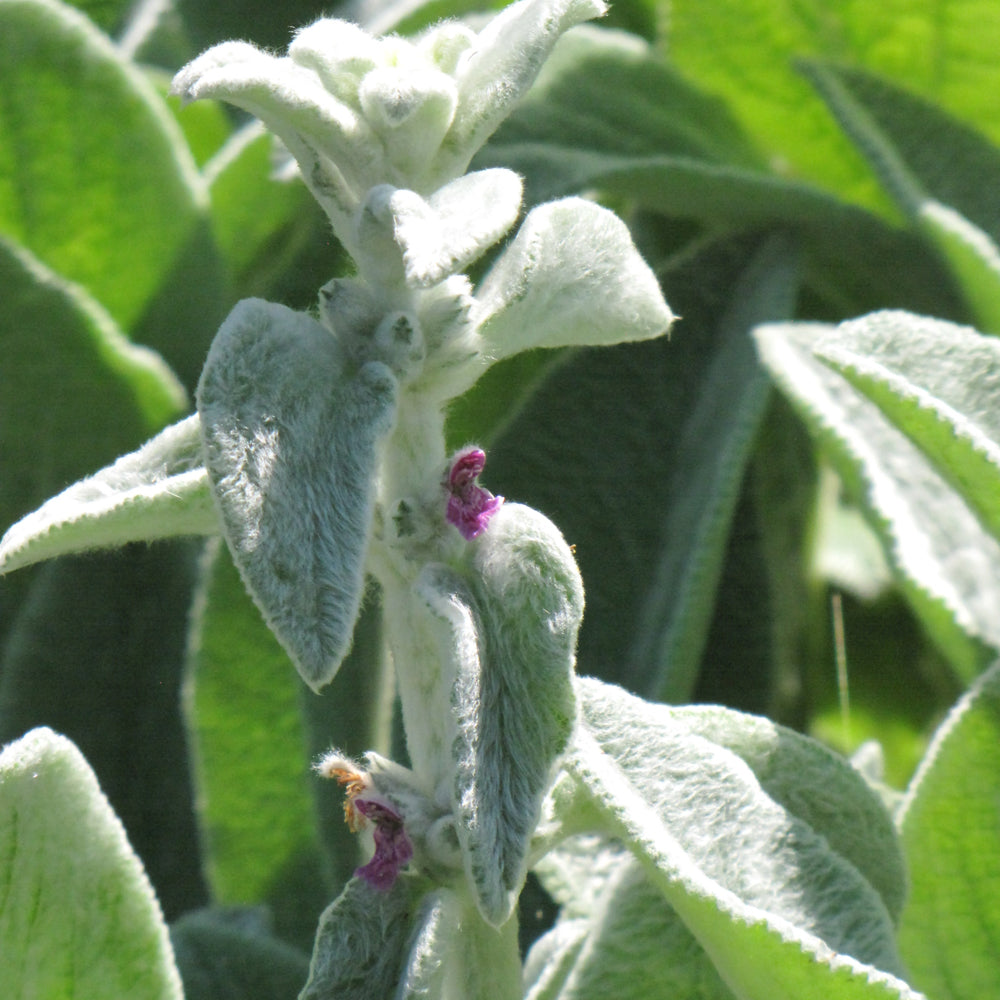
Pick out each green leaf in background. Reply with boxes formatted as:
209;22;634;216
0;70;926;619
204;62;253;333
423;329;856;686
798;60;1000;332
174;0;331;54
916;201;1000;336
484;25;760;169
188;541;321;913
170;906;310;1000
755;319;1000;683
0;0;207;332
477;24;961;324
0;237;187;533
814;311;1000;546
63;0;134;34
0;543;209;919
799;60;1000;242
896;658;1000;999
487;235;798;702
562;678;919;1000
668;0;1000;213
0;727;183;1000
203;124;315;291
192;547;396;949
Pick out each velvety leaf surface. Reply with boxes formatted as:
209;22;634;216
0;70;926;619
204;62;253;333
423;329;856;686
0;0;206;330
394;888;522;1000
564;678;921;1000
0;415;215;575
577;677;906;924
0;237;187;537
896;659;1000;999
472;196;673;361
0;727;183;1000
392;169;523;288
416;503;582;925
755;320;1000;681
438;0;608;181
529;841;734;1000
394;890;459;1000
197;297;398;691
299;875;419;1000
814;311;1000;545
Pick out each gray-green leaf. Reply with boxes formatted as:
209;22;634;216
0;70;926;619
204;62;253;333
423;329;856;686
814;311;1000;546
299;876;418;1000
472;197;673;363
529;839;733;1000
416;503;583;926
560;677;919;1000
197;297;398;692
0;415;216;575
755;319;1000;681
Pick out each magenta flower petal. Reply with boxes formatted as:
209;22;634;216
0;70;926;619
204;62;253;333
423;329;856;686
445;447;504;539
354;798;414;891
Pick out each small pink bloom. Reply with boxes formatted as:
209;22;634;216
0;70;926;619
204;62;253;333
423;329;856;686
353;798;414;891
446;447;504;540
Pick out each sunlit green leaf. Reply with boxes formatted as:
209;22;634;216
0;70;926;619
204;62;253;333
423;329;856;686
0;0;207;330
896;659;1000;999
188;541;321;907
203;123;314;286
669;1;1000;211
799;60;1000;332
0;727;183;999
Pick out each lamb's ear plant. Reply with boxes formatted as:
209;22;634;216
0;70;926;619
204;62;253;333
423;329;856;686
5;0;1000;998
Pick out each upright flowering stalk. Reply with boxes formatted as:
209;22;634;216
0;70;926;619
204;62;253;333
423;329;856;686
1;1;673;995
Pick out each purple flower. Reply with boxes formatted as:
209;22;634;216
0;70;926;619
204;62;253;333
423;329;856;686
446;447;504;540
353;798;414;891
